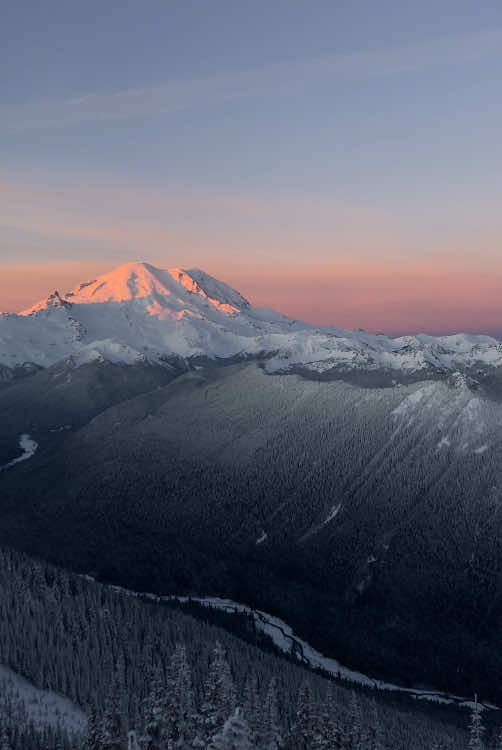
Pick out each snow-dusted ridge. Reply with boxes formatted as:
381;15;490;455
94;579;498;713
1;261;501;376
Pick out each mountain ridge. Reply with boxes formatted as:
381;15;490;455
2;261;501;378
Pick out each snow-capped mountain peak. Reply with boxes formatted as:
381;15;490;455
21;262;249;316
2;261;502;375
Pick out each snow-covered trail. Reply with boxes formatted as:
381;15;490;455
96;579;498;713
0;434;38;471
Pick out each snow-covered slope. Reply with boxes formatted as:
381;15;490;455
0;663;87;734
1;261;501;374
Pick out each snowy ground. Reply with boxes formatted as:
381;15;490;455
0;434;38;471
0;663;87;734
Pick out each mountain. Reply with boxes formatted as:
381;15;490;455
1;261;501;379
1;261;502;706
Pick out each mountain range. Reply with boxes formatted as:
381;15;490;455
1;261;501;380
1;261;502;704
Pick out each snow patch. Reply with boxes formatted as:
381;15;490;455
392;385;436;418
323;503;341;525
0;434;38;471
437;436;451;450
0;663;87;734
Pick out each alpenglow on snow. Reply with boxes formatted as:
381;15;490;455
1;261;501;375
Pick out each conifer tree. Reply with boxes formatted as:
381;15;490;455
357;722;371;750
494;727;502;750
320;684;341;750
138;664;168;750
101;676;127;750
242;672;260;741
368;700;383;750
291;682;316;750
346;691;362;750
468;696;484;750
199;642;236;741
85;706;101;750
0;726;12;750
262;678;283;750
166;642;197;748
208;707;254;750
127;730;140;750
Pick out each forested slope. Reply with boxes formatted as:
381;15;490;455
1;363;502;701
0;545;481;749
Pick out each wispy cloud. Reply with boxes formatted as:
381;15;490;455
0;175;412;265
2;173;502;269
2;29;502;134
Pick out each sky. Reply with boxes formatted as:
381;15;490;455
2;0;502;335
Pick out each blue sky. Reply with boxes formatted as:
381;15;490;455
4;0;502;197
2;1;502;333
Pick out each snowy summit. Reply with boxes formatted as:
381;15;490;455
1;261;501;375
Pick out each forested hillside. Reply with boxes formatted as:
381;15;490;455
2;363;502;702
0;545;482;749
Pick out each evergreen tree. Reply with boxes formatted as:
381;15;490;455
166;642;197;748
291;682;316;750
138;664;168;750
199;642;236;741
0;726;12;750
100;677;127;750
208;707;254;750
493;727;502;750
468;696;484;750
242;672;260;742
345;691;362;750
358;722;371;750
262;678;283;750
321;684;341;750
85;705;101;750
368;701;383;750
127;730;140;750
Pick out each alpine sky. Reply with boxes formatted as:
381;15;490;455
2;0;502;335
